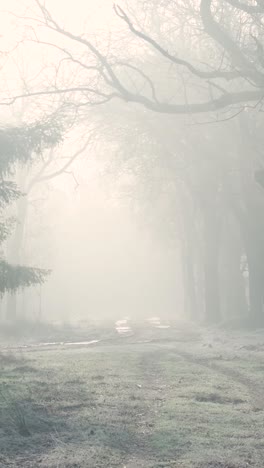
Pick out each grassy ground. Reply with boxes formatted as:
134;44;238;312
1;322;264;467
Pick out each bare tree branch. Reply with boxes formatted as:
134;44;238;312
113;3;242;81
225;0;264;15
34;134;93;183
0;87;120;106
34;0;131;96
114;61;159;103
200;0;264;85
5;0;264;116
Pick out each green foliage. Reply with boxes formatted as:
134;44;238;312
0;119;63;175
0;181;22;208
0;260;50;294
0;118;62;295
0;217;16;244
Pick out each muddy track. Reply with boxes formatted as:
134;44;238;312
2;335;262;404
2;322;264;409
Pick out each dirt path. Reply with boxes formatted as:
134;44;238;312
2;318;264;410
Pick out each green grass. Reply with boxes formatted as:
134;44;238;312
0;332;264;467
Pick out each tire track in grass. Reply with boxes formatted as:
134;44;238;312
165;346;264;410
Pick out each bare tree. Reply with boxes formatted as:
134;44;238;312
2;0;264;116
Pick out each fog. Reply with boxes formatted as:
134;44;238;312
3;1;264;467
0;0;263;329
32;175;183;321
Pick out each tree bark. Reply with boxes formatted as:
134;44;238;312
182;240;197;320
6;194;28;321
245;239;264;326
202;209;221;323
219;217;248;320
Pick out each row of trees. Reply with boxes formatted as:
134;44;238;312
91;99;264;325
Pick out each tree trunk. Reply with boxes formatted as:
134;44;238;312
182;241;197;320
222;254;247;319
180;196;199;321
236;112;264;325
6;294;17;322
203;210;221;324
219;217;248;320
6;194;28;321
245;242;264;326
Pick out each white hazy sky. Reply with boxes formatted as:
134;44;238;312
0;0;126;119
0;0;119;47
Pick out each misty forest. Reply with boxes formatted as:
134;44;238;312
2;0;264;467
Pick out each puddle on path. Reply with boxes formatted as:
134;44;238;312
115;318;133;335
146;317;171;329
2;317;172;351
147;317;161;326
115;317;171;337
2;340;100;350
64;340;99;346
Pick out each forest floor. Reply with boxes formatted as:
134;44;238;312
1;319;264;467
